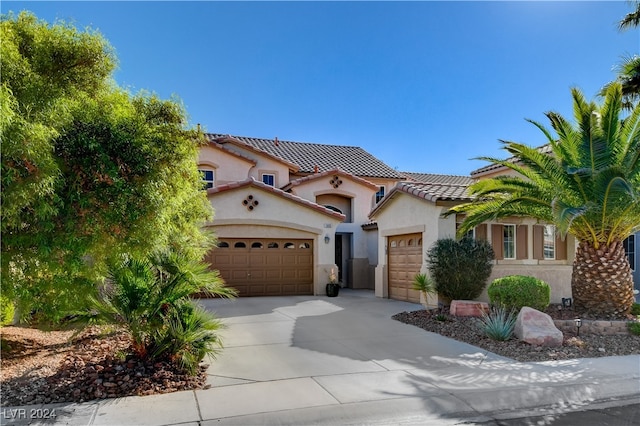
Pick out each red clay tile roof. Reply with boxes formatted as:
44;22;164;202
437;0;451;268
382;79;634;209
207;177;346;221
207;134;300;172
401;172;473;186
361;221;378;231
369;180;471;219
207;133;403;179
471;144;552;177
282;168;379;191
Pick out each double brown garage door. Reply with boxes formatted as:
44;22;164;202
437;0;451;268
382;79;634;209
206;238;314;296
388;233;423;303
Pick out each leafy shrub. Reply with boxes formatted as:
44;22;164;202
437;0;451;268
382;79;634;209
628;322;640;336
488;275;550;311
426;237;494;300
478;306;517;341
631;303;640;316
0;295;15;326
151;303;225;375
74;250;236;374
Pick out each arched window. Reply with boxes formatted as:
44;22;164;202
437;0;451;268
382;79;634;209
218;242;229;248
268;242;279;249
408;239;415;246
284;242;295;249
299;242;310;249
390;241;397;248
234;242;246;248
251;242;263;249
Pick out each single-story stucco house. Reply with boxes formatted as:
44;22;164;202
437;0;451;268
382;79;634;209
198;133;640;303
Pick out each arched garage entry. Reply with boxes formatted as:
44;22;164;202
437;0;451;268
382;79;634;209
206;238;314;296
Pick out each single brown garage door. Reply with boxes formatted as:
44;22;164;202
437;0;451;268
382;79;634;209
206;238;314;296
388;233;423;303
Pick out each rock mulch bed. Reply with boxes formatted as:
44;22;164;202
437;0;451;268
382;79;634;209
392;306;640;363
0;326;208;407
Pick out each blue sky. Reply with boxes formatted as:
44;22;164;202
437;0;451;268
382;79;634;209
4;1;639;175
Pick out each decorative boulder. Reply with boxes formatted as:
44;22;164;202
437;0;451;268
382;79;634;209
514;307;563;347
450;300;489;317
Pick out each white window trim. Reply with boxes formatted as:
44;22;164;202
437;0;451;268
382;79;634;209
624;234;636;271
375;186;385;204
465;227;475;240
199;168;215;189
543;224;556;260
261;173;276;187
503;224;516;260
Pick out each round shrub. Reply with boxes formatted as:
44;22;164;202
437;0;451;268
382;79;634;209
488;275;550;311
0;295;15;326
427;237;494;301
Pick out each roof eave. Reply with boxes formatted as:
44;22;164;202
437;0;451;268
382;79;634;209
207;178;345;221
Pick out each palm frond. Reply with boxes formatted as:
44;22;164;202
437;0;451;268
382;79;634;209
619;1;640;31
450;85;640;246
619;99;640;171
599;84;622;157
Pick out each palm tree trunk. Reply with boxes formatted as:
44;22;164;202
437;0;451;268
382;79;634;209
571;240;635;317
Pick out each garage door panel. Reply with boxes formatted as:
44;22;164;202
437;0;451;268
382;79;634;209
229;270;248;280
265;270;282;280
231;255;248;265
207;238;314;297
388;233;423;304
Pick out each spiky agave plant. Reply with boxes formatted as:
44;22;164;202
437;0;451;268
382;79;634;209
478;306;517;341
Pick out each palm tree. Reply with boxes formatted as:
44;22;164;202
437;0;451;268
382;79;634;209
608;1;640;110
448;83;640;317
619;0;640;31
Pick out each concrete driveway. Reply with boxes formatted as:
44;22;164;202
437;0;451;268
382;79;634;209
3;289;639;425
191;289;640;425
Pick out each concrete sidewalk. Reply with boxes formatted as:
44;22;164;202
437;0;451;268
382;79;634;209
2;289;639;425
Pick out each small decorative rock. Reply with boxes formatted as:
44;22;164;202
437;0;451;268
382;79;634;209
514;307;563;347
450;300;490;317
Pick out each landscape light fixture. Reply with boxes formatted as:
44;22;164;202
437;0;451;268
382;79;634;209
562;298;572;308
574;318;582;336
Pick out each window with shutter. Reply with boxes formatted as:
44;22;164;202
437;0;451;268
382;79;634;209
533;225;544;260
516;225;528;260
491;225;504;260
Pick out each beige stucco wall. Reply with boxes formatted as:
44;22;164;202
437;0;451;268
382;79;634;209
221;144;291;188
207;185;342;295
479;220;576;304
371;193;578;306
290;175;378;289
477;264;573;305
371;193;456;299
198;145;254;185
366;177;403;209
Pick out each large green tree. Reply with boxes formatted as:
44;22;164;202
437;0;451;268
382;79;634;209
1;12;213;322
448;83;640;317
